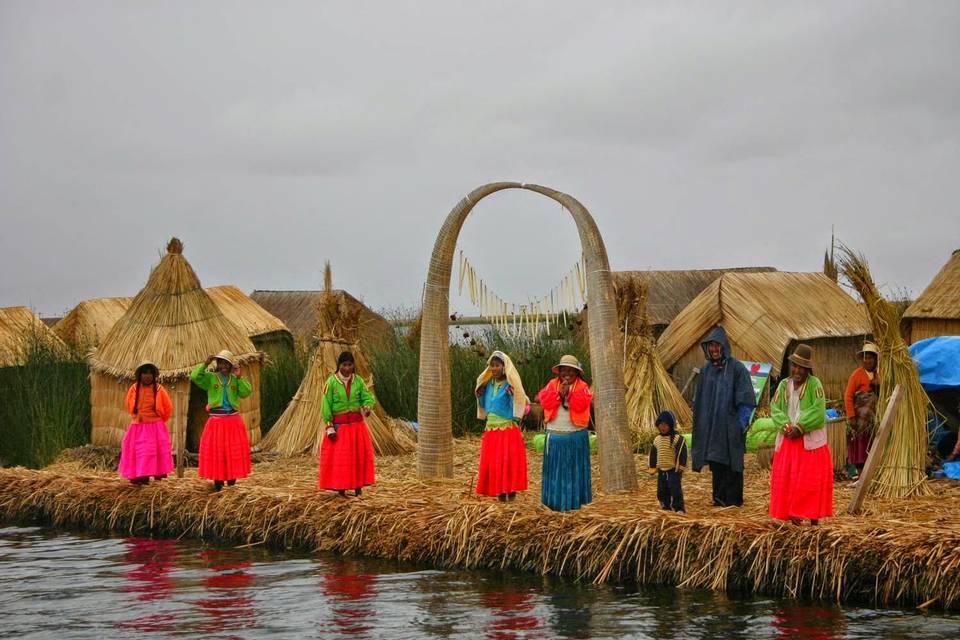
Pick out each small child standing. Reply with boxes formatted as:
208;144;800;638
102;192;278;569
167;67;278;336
119;361;174;485
648;410;687;513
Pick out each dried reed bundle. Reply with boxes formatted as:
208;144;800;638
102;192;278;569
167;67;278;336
617;279;692;451
6;440;960;610
839;247;931;499
260;266;414;457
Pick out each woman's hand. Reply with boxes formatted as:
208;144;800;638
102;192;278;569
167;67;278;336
361;406;372;417
506;387;514;396
233;364;242;377
475;385;485;398
205;355;215;365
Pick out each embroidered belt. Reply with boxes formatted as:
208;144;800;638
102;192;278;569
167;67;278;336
333;411;363;427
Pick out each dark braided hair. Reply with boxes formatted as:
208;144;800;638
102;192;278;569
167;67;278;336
133;364;159;417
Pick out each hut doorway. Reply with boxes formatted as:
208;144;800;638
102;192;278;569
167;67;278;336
186;383;208;452
416;182;637;492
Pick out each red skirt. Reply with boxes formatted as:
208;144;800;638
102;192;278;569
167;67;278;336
769;437;833;520
198;414;252;481
475;425;528;496
318;420;376;490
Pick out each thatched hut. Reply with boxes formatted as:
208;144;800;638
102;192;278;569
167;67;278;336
580;267;777;343
903;249;960;343
53;297;132;348
88;239;264;451
205;285;293;354
657;272;871;400
0;306;66;367
251;289;394;350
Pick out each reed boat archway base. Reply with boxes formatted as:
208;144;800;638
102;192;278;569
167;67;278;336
417;182;637;492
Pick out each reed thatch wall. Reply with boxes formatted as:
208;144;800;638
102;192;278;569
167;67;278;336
0;306;67;367
908;318;960;344
417;182;636;492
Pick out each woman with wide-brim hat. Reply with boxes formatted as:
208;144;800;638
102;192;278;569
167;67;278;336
537;354;594;511
190;350;253;491
769;344;833;525
118;361;174;485
844;342;880;479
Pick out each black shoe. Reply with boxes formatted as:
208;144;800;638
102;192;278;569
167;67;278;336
497;494;507;502
213;481;224;492
154;475;166;481
338;490;347;497
226;479;236;487
507;492;517;502
354;488;362;497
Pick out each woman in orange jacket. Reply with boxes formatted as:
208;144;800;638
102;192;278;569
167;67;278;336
844;343;879;478
119;361;174;485
537;354;593;511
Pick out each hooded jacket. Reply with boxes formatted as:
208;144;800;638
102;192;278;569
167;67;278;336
691;326;756;472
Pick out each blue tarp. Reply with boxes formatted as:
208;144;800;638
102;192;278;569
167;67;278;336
908;336;960;391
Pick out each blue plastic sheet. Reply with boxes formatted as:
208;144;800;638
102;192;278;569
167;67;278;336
909;336;960;391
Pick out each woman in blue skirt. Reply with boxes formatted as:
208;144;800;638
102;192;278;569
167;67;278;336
537;354;594;511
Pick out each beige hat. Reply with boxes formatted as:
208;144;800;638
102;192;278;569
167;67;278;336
552;354;584;374
214;350;235;366
788;343;814;370
135;361;159;375
857;342;879;357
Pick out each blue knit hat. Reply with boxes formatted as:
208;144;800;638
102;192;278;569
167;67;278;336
655;410;676;432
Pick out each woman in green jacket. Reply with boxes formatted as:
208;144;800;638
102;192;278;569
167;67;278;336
319;351;376;496
191;349;253;491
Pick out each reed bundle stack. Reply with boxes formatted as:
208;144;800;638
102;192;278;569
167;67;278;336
616;279;692;451
87;238;264;449
259;265;414;457
839;248;931;499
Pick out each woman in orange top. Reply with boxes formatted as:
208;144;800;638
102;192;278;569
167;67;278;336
119;361;174;485
538;354;593;511
844;343;879;477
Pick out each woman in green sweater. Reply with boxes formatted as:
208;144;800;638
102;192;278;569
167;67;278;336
319;351;376;496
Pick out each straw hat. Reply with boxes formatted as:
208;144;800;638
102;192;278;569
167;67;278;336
552;354;584;374
135;360;158;375
788;343;814;370
857;342;879;357
214;349;235;366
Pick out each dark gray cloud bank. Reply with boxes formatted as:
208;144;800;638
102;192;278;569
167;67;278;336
2;1;958;317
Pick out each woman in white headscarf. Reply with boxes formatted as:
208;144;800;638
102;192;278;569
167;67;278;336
474;350;529;501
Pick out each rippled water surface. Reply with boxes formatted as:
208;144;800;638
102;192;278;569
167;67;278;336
1;526;957;639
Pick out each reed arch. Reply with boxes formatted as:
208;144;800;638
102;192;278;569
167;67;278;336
417;182;638;492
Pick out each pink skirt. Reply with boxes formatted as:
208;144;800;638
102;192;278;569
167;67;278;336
769;437;834;521
475;425;528;496
198;414;252;481
318;420;376;490
119;420;174;479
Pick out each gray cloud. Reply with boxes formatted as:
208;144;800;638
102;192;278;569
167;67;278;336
2;0;958;318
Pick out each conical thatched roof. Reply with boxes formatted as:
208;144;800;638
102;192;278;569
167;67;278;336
205;285;292;342
0;306;67;367
904;249;960;321
53;297;133;347
88;238;261;381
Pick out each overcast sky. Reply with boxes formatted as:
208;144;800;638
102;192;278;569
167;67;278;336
2;1;958;319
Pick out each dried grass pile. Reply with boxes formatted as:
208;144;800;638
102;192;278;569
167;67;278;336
1;440;958;610
259;264;414;457
52;445;120;472
617;279;692;451
839;248;931;499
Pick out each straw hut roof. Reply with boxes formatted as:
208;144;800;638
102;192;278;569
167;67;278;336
612;267;777;327
205;285;292;343
657;272;870;376
52;297;133;347
88;238;261;382
904;250;960;321
0;306;67;367
250;289;394;347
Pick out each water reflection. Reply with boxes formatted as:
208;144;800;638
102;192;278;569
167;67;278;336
481;584;541;639
196;549;257;635
320;560;377;636
117;537;179;634
773;604;845;639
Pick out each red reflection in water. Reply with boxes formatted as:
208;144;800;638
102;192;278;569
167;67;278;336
482;589;543;639
321;562;377;636
117;537;179;633
195;549;256;635
773;604;844;639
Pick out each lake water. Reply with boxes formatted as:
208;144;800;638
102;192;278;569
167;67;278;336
1;526;957;639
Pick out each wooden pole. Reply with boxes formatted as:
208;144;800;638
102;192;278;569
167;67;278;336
847;384;903;515
175;382;186;479
679;367;700;399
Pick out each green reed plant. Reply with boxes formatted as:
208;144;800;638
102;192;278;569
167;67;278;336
0;335;90;468
258;340;310;435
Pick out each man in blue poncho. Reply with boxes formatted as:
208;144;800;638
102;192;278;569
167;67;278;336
692;326;756;507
